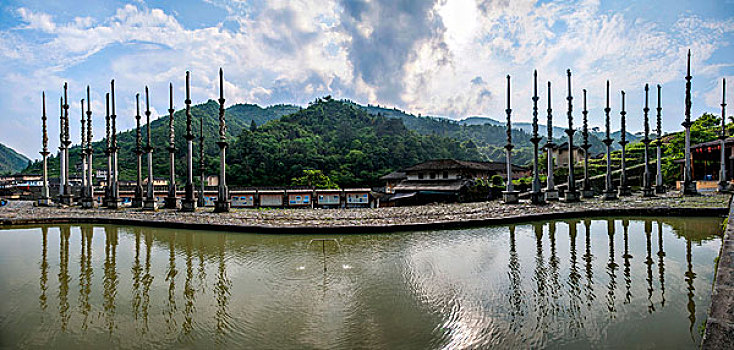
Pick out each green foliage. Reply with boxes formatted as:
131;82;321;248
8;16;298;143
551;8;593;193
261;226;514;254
229;98;482;187
491;174;504;186
290;169;339;189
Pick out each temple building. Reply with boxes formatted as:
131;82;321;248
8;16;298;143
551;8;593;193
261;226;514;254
688;137;734;190
551;142;586;168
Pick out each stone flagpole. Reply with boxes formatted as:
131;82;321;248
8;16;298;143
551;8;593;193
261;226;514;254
80;99;87;202
530;70;544;204
642;84;655;197
181;71;197;212
214;68;230;212
544;81;559;200
104;93;111;207
503;75;519;204
38;92;52;206
143;87;158;211
60;83;73;206
581;89;594;198
718;78;729;192
58;97;64;200
682;49;697;195
603;81;617;200
618;90;631;196
132;93;144;208
83;87;94;208
564;69;580;202
198;114;206;208
164;83;178;209
108;80;121;209
655;85;666;194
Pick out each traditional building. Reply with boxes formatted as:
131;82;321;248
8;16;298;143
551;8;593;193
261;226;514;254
551;142;586;168
688;137;734;189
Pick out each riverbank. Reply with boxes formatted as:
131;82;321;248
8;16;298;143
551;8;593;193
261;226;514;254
0;192;729;233
703;194;734;349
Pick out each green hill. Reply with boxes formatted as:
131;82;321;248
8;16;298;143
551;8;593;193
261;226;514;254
23;100;299;181
0;142;30;174
229;97;482;187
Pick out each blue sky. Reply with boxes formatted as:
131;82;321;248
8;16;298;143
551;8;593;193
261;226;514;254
0;0;732;159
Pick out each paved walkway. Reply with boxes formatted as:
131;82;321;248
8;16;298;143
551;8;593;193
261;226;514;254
703;195;734;349
0;192;729;233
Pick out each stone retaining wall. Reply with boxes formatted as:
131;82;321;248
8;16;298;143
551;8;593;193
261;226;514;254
702;196;734;349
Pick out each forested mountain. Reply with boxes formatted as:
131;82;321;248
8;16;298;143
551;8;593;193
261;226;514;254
23;100;299;180
229;97;481;187
0;142;30;174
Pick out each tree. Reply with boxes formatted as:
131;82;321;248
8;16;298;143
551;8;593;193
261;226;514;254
291;169;339;189
250;119;257;132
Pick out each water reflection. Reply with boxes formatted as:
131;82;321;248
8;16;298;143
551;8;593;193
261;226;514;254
0;217;723;349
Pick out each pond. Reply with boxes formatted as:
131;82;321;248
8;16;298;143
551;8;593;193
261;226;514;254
0;217;723;349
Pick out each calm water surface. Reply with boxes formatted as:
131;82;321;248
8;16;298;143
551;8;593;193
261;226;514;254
0;217;723;349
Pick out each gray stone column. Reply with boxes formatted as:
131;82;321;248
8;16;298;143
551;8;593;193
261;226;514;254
642;84;655;197
132;93;144;208
581;89;594;198
80;99;87;195
58;97;65;199
214;68;230;213
143;87;158;211
682;50;698;195
530;70;544;204
544;81;559;201
718;78;729;192
60;83;73;206
181;71;197;212
82;87;94;208
618;91;632;196
38;92;52;206
655;85;666;194
164;83;178;209
564;69;580;202
108;80;121;209
602;82;618;200
198;114;206;208
502;75;519;204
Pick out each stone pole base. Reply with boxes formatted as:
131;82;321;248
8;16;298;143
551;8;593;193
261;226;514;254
655;185;667;194
81;195;95;209
563;190;580;203
502;190;519;204
164;196;178;209
544;189;559;201
618;186;632;197
530;191;545;204
642;187;656;197
37;197;53;207
132;186;144;208
717;181;732;192
214;200;230;213
682;181;698;195
107;197;122;209
143;198;158;211
59;193;73;206
603;190;618;201
181;184;197;212
581;188;595;198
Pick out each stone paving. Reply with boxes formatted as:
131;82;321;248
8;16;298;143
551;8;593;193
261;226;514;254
0;192;729;232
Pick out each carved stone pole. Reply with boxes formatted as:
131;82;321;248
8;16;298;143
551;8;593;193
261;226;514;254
642;84;655;197
655;85;666;194
38;92;52;206
80;99;87;201
58;97;64;199
181;71;197;212
83;87;94;208
108;80;121;209
164;83;178;209
581;89;594;198
530;70;544;204
564;69;580;202
544;81;559;201
143;87;158;210
503;75;519;204
198;114;206;208
618;91;632;196
682;50;698;195
60;83;73;205
214;68;230;212
132;93;144;208
718;78;729;192
104;93;111;207
603;81;617;200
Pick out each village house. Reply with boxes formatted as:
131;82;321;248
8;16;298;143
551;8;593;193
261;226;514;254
551;142;586;168
684;137;734;190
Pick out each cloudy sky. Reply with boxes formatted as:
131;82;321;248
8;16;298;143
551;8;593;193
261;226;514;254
1;0;733;159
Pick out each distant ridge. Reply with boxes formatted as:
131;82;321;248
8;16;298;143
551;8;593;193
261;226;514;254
0;142;30;174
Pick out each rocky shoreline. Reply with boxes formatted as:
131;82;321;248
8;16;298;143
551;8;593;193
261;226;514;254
0;192;729;233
